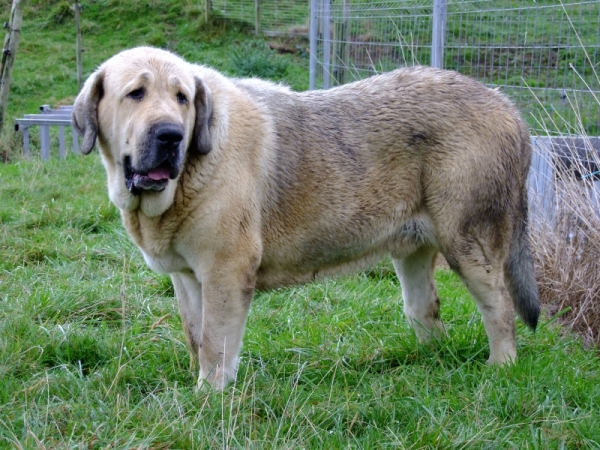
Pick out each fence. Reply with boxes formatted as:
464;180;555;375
529;137;600;227
206;0;309;35
309;0;600;222
309;0;600;136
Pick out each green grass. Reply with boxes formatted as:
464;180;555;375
1;155;600;448
1;0;600;447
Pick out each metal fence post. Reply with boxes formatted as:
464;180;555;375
322;0;331;89
431;0;447;69
309;0;317;90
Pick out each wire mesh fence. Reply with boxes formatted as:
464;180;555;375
309;1;435;88
202;1;599;225
446;1;600;137
307;0;600;223
309;0;600;136
208;0;309;35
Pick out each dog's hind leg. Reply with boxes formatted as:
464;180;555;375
443;241;517;365
393;245;446;340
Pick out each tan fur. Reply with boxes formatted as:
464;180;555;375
74;47;539;389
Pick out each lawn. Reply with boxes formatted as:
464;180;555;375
1;155;599;448
1;0;600;448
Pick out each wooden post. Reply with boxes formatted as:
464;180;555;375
74;0;83;91
40;104;50;160
0;0;24;136
72;127;79;154
255;0;260;35
22;126;29;157
58;126;66;159
204;0;211;24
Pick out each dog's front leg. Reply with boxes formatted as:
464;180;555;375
195;258;257;389
171;272;203;370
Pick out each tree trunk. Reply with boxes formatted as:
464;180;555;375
0;0;24;136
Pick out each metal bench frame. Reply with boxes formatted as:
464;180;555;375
14;104;79;160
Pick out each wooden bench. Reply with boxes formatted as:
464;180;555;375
14;104;79;160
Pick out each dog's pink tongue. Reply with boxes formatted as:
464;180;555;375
147;165;170;180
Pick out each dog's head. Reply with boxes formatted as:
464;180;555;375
73;47;213;216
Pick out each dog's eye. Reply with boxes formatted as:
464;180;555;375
176;92;188;105
126;88;145;101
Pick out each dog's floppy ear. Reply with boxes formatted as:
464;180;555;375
192;77;213;155
72;70;105;155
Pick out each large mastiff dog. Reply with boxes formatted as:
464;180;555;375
73;47;539;389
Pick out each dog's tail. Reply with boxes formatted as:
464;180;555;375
504;192;540;330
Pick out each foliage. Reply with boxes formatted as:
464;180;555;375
47;1;73;26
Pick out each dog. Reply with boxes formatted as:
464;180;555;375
73;46;540;389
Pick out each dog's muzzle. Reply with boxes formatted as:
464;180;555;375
124;123;185;195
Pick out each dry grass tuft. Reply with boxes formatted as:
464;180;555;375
530;138;600;345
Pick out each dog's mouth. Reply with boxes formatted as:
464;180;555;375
124;156;175;195
122;123;185;196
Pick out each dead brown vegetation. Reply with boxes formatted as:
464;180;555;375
530;138;600;345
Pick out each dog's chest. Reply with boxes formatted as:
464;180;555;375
141;247;189;274
123;211;191;274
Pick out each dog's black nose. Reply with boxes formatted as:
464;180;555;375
155;124;184;148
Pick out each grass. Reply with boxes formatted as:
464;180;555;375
1;156;600;447
2;0;600;447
